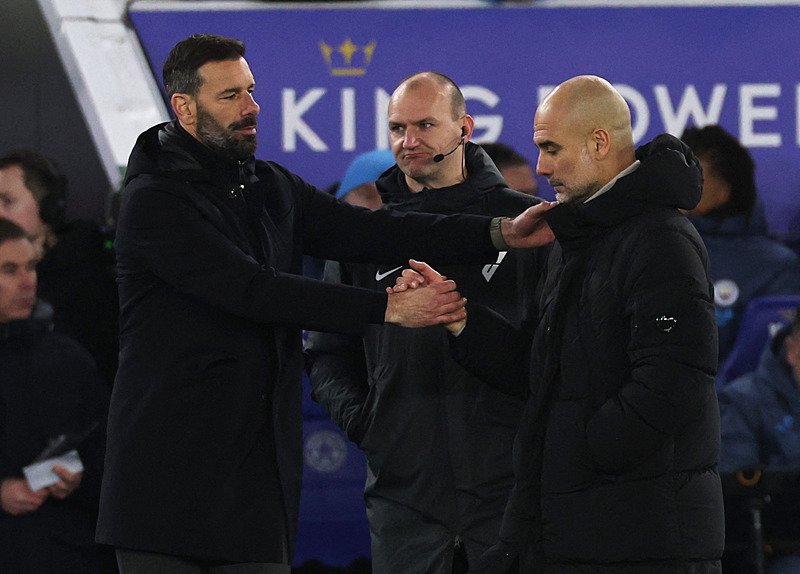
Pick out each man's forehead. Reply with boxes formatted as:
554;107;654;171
389;88;451;120
0;239;35;263
0;164;26;185
197;58;253;88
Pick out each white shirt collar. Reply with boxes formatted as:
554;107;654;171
584;160;641;203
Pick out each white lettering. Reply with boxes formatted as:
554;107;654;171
282;88;328;152
654;84;727;136
462;85;503;142
739;83;781;148
538;86;555;104
615;84;649;144
375;87;391;150
796;83;800;147
341;88;356;151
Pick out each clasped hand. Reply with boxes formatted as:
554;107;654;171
384;259;466;333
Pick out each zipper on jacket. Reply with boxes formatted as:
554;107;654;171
230;161;247;199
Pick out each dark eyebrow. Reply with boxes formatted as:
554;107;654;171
218;84;254;97
414;117;436;125
536;140;561;151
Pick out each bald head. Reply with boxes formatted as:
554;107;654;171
534;75;636;203
543;75;633;152
390;71;466;120
387;71;474;192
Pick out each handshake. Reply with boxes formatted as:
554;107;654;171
381;201;558;332
383;259;466;334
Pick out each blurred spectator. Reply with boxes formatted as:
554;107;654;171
0;217;110;573
479;141;538;195
336;149;395;210
719;304;800;469
0;150;119;388
303;150;395;281
681;125;800;367
718;304;800;573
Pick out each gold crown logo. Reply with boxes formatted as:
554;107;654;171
319;38;376;76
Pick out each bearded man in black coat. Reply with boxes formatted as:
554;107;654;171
96;33;556;574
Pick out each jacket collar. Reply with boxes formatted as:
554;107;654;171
376;142;508;210
0;301;53;342
545;133;702;249
125;121;259;193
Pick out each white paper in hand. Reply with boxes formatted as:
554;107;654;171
22;449;84;491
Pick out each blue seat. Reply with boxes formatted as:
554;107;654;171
717;294;800;387
293;373;371;568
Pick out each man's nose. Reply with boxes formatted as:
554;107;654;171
243;92;260;116
21;270;37;290
403;129;419;148
536;155;551;176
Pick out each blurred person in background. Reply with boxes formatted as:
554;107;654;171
335;149;395;210
479;142;538;196
681;125;800;368
0;217;110;574
717;303;800;574
303;150;395;280
0;149;119;389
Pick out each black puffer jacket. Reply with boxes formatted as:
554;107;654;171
306;144;547;537
454;135;724;572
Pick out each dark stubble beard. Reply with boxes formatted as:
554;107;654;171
196;103;258;162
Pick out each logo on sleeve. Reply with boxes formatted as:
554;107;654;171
482;251;507;282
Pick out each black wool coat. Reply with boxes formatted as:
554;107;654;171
97;122;500;563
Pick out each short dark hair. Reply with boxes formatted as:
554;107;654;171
0;149;67;229
163;34;246;98
681;124;756;217
0;216;28;246
479;142;531;170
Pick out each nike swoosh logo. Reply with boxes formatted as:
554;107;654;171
375;265;404;282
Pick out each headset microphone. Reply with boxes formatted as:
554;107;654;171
433;128;467;163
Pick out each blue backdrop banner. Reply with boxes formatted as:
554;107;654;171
128;4;800;238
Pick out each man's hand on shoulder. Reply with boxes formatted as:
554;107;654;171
501;201;557;249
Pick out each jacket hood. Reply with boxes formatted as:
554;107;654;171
376;142;509;211
545;133;702;241
124;121;258;191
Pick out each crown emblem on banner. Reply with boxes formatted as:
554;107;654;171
319;39;376;76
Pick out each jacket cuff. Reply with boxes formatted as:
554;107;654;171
490;217;510;250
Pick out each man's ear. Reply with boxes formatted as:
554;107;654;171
590;128;611;159
461;115;475;141
171;93;196;127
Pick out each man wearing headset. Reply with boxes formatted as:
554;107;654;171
0;150;119;388
306;72;548;574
